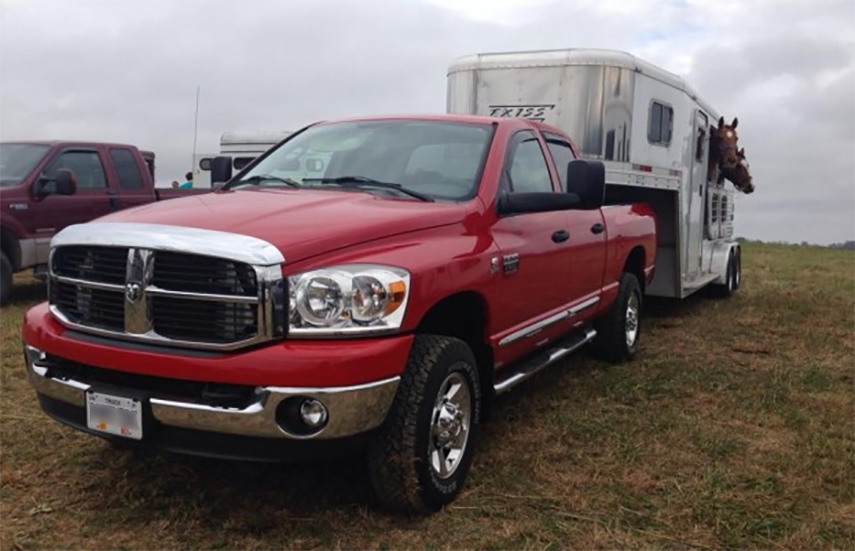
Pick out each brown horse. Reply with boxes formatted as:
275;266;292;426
708;116;740;183
724;147;755;194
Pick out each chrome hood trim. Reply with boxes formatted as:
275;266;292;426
52;222;285;266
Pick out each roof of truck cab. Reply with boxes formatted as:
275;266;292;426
220;130;292;145
448;48;719;120
0;140;143;149
313;114;517;125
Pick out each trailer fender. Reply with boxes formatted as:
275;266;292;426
711;241;739;285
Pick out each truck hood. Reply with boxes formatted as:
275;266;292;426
95;188;468;264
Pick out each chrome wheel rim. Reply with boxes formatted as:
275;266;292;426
625;292;640;347
429;371;471;479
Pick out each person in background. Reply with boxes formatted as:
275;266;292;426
179;172;193;189
171;181;179;189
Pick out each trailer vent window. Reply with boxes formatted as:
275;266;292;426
648;101;673;146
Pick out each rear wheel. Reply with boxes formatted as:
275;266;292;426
711;251;736;299
0;251;12;306
592;272;642;364
367;335;481;513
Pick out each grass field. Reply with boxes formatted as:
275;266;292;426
1;242;853;550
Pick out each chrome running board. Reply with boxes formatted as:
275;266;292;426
493;327;597;395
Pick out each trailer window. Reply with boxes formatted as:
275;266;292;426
109;148;143;190
542;132;576;191
648;101;673;146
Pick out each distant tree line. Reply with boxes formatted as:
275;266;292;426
735;237;855;250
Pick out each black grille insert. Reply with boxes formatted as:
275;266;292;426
153;252;258;297
46;355;257;409
51;280;124;332
153;297;258;344
53;246;128;285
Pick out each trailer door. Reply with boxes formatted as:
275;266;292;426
685;110;709;279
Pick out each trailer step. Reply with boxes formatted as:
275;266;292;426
493;327;597;394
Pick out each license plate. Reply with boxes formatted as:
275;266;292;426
86;391;143;440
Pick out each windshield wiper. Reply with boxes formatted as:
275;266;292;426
233;174;302;188
302;176;434;202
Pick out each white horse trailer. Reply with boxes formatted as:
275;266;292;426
447;48;740;299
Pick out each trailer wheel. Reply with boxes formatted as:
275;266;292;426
733;247;742;291
367;335;481;513
592;272;642;364
711;251;736;299
0;251;12;306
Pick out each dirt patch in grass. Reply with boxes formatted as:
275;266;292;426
1;243;853;550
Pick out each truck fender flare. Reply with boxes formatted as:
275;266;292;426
0;224;23;271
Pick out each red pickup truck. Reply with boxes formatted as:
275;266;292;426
21;115;656;512
0;141;207;303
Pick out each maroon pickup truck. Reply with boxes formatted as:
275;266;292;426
0;141;208;303
22;116;657;512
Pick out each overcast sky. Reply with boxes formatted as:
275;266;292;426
1;0;852;244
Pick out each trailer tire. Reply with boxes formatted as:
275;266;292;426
0;251;12;306
367;335;481;513
733;247;742;291
592;272;642;364
710;251;736;299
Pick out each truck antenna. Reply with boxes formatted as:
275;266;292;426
191;85;200;171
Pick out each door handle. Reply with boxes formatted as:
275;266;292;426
591;223;605;234
551;229;570;243
107;190;119;211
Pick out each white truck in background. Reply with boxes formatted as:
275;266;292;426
191;130;292;188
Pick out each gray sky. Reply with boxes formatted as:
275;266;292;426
1;0;853;244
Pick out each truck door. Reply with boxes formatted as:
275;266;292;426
542;131;607;309
29;148;113;263
491;130;574;355
107;147;152;210
685;110;709;279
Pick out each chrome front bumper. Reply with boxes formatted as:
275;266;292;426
24;346;399;440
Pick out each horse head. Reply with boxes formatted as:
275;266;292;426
712;116;740;170
731;147;755;194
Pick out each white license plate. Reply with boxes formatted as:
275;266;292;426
86;391;143;440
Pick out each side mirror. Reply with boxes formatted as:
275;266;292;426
497;191;580;216
566;160;605;210
210;156;233;184
55;169;77;195
34;169;77;198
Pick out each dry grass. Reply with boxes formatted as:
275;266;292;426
1;242;853;550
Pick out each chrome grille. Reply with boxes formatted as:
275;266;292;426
49;237;285;351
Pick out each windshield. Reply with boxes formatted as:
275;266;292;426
233;120;493;201
0;143;50;187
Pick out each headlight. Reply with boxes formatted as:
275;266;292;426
288;264;410;336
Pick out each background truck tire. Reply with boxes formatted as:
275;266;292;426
0;251;12;306
710;251;736;299
592;272;642;364
367;334;481;513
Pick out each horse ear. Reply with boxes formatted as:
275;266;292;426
739;147;744;155
718;116;725;129
732;117;738;129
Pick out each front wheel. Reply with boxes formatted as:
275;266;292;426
592;272;642;364
0;251;12;306
367;335;481;513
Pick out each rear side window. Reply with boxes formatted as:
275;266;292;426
648;101;673;146
542;131;576;191
109;148;143;189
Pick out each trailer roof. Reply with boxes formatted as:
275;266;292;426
219;130;292;145
448;48;719;120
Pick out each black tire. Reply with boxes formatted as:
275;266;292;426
592;272;642;364
367;334;482;513
710;252;735;299
732;247;742;291
0;251;12;306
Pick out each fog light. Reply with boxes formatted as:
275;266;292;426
299;398;328;428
